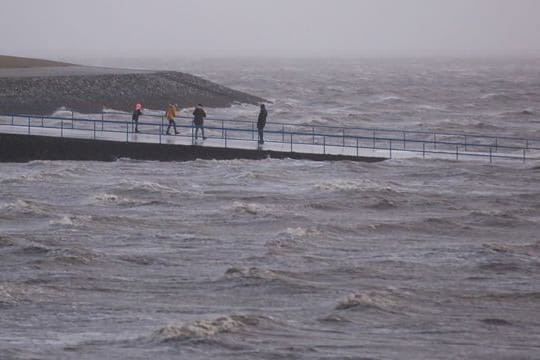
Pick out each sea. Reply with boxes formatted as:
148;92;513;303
1;57;540;359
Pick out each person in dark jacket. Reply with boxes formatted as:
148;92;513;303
257;104;267;144
132;103;143;133
193;104;207;140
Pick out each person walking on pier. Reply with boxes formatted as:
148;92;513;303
193;104;207;140
257;104;267;145
132;103;143;133
165;104;179;135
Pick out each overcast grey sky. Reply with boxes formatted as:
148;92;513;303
2;0;540;58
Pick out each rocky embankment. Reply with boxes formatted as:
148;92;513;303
0;55;265;115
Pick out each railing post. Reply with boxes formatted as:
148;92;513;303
434;133;437;150
342;128;345;147
356;137;359;157
11;114;14;125
456;145;459;160
489;148;492;163
126;122;129;142
389;139;392;159
403;131;406;150
71;111;74;129
282;125;285;143
372;131;375;149
495;137;498;152
423;143;425;159
523;149;526;163
290;133;293;152
464;135;467;152
41;116;44;127
61;120;64;137
323;136;326;155
101;112;104;131
28;116;30;135
251;122;254;140
312;127;315;144
222;120;224;138
225;130;228;148
159;123;162;144
94;120;96;139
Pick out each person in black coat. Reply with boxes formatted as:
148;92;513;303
257;104;267;144
193;104;207;140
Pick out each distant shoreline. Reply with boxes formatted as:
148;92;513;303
0;55;75;68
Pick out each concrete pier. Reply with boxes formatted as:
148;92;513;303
0;132;386;163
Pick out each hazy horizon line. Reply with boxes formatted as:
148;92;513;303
4;50;540;63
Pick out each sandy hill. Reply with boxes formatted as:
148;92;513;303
0;55;264;114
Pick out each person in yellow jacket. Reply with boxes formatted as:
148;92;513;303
165;104;179;135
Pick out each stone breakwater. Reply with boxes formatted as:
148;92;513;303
0;68;265;115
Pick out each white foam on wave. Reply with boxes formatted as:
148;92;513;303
0;284;26;305
49;215;74;226
92;192;165;207
284;227;320;238
224;266;279;280
152;314;267;342
6;199;49;216
230;201;277;216
336;290;398;312
0;283;51;306
94;193;121;202
118;179;181;194
314;179;395;193
48;214;93;227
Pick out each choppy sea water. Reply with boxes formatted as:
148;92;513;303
1;58;540;359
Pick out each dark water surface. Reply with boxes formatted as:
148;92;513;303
1;58;540;359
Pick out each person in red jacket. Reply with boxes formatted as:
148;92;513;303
132;103;143;133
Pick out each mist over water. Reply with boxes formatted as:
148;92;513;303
2;57;540;359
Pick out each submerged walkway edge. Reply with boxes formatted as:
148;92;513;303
0;133;386;163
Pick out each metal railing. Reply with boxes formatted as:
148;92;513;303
1;112;539;163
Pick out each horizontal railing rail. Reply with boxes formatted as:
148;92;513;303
0;112;538;163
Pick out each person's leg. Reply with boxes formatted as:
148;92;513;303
166;121;172;134
202;125;206;139
135;120;139;132
258;128;264;143
195;125;199;139
173;121;179;134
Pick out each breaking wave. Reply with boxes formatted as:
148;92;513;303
336;290;400;313
3;199;51;217
314;179;398;193
151;314;274;343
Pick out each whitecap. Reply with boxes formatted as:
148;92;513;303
314;179;395;193
50;215;74;226
283;227;320;238
336;290;398;312
6;199;49;216
152;314;265;342
230;201;276;216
